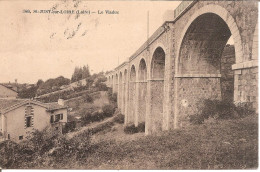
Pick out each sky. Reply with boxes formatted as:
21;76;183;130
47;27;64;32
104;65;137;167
0;0;183;84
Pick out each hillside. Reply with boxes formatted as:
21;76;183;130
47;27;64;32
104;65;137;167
1;112;256;169
82;114;258;169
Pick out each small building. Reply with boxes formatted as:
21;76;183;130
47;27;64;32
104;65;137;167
0;99;67;142
0;84;18;99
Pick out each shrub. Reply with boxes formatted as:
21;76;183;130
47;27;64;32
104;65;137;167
82;93;94;103
0;129;92;168
235;102;255;117
88;121;114;135
81;112;92;125
102;104;115;118
124;124;138;134
123;123;145;134
63;121;77;133
113;114;125;124
91;111;105;122
107;88;117;104
137;122;145;132
190;99;255;125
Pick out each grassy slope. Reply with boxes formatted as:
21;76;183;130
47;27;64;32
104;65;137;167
78;114;258;170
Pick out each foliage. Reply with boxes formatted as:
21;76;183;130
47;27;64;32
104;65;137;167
136;122;145;132
63;121;77;133
124;122;145;134
124;124;138;134
71;65;91;82
189;99;255;125
80;104;115;126
113;113;125;124
37;76;70;95
102;104;115;118
0;128;92;169
107;88;117;107
18;85;38;99
82;93;94;103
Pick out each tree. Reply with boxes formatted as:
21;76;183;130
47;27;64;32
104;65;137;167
36;79;44;87
71;65;91;83
82;65;90;79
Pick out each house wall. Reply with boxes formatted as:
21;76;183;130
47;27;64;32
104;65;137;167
3;104;67;142
0;85;17;98
50;108;68;123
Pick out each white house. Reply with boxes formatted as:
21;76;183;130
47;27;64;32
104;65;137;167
0;99;68;142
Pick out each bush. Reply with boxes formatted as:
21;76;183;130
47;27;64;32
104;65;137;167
82;93;94;103
113;114;124;124
91;111;105;122
0;129;92;168
102;104;115;118
63;121;77;133
136;122;145;132
124;122;145;134
189;99;255;125
81;112;92;125
124;124;138;134
107;88;117;104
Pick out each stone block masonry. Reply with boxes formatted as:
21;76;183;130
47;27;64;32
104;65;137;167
105;0;258;135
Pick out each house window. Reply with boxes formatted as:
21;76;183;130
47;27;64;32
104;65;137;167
25;105;34;128
50;115;54;123
55;114;60;122
51;114;63;123
19;136;23;140
8;134;10;139
26;116;32;127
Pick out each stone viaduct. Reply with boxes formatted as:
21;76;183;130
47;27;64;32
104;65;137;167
105;0;258;135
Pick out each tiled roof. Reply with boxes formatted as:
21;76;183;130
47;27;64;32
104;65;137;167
45;102;67;111
0;99;26;111
0;84;18;93
0;99;66;114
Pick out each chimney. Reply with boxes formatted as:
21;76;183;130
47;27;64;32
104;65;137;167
58;99;64;106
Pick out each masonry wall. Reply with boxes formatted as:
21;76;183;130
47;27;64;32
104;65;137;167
173;0;258;127
150;81;164;132
138;82;146;124
176;77;221;127
221;45;235;102
234;67;258;111
128;82;136;124
107;0;258;134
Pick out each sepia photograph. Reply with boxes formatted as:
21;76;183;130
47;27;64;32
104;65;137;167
0;0;258;170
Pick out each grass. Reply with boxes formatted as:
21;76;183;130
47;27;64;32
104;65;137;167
81;114;258;169
1;113;257;169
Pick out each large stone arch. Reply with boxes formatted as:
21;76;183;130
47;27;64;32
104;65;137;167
137;58;147;125
150;43;167;75
176;4;243;73
149;46;166;132
128;65;137;124
174;4;243;127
